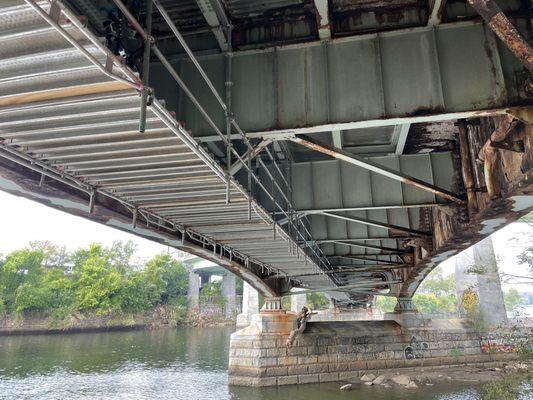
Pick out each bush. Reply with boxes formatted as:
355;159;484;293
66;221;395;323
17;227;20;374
481;373;531;400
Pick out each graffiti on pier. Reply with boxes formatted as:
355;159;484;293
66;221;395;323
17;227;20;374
404;335;429;359
480;336;517;354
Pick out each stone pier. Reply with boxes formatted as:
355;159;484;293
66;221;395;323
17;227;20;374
229;310;521;387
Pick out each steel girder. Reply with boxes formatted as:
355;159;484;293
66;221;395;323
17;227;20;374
155;20;530;139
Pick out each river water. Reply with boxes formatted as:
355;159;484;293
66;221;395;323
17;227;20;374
0;327;529;400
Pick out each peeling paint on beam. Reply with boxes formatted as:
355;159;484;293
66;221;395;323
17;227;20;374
467;0;533;73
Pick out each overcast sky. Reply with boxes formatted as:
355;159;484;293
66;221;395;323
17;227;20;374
0;191;171;264
0;190;531;292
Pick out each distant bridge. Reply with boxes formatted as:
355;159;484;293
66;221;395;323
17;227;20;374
0;0;531;310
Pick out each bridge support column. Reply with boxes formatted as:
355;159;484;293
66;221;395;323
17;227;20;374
221;273;237;317
236;282;259;327
394;297;418;313
290;292;307;313
473;236;508;327
385;297;430;328
187;271;200;310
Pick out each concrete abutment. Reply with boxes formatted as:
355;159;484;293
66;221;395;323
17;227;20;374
228;311;522;387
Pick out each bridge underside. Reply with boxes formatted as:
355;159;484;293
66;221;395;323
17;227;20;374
0;0;532;308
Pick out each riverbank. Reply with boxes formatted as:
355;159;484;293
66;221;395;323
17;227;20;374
0;306;235;336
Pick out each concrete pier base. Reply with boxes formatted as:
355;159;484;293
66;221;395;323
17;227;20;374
229;317;521;387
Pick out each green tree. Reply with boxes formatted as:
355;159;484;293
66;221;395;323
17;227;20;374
73;253;122;314
0;249;44;312
418;267;455;296
200;280;224;305
144;253;188;305
376;296;396;313
116;271;151;312
28;241;68;268
307;292;329;309
503;288;523;312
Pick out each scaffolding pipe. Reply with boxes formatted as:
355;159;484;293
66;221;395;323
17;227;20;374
139;0;153;133
225;24;233;203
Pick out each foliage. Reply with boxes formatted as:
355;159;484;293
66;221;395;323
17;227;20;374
306;292;329;309
461;288;486;331
376;296;396;313
200;280;225;307
0;242;190;319
517;246;533;276
73;253;123;314
418;267;455;296
481;373;531;400
144;253;188;305
413;293;457;314
0;249;44;312
375;266;458;314
504;288;523;312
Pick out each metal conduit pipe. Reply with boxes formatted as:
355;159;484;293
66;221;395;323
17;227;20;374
139;0;153;133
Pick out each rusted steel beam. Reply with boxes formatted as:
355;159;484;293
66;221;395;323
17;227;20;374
478;116;519;198
321;211;430;237
428;0;447;26
290;135;464;204
457;122;478;217
326;240;407;254
332;255;405;265
467;0;533;73
289;265;410;278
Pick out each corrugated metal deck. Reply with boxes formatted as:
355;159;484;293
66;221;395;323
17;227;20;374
0;0;335;293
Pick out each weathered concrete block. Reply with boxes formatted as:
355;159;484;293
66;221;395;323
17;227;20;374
307;363;329;373
228;376;260;387
298;374;319;384
298;355;318;364
337;353;357;363
266;366;288;377
258;357;279;367
256;377;278;387
339;371;359;381
334;362;351;372
287;365;308;375
278;356;299;366
319;372;339;382
277;375;299;386
286;346;307;356
318;354;338;363
347;361;367;371
228;366;264;377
